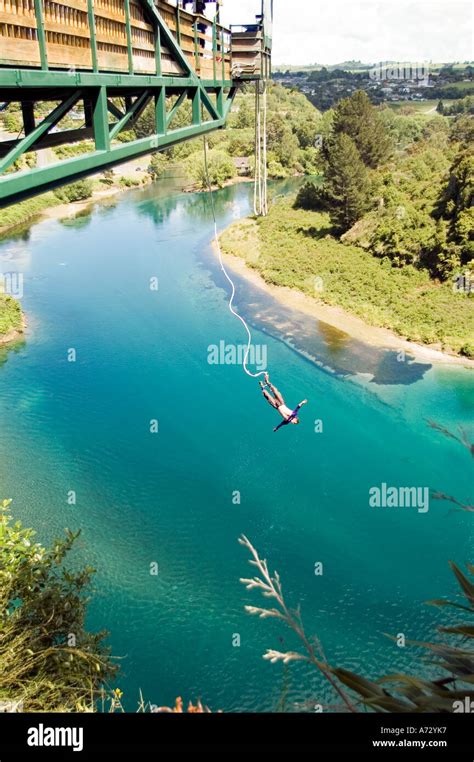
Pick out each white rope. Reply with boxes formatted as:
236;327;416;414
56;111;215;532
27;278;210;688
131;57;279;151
254;84;260;216
254;81;268;217
262;81;268;215
203;137;267;379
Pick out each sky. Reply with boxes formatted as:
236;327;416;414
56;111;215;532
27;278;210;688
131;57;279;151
219;0;473;66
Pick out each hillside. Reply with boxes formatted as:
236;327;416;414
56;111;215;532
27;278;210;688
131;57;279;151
221;201;474;357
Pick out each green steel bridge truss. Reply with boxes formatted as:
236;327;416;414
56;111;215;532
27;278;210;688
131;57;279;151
0;1;240;207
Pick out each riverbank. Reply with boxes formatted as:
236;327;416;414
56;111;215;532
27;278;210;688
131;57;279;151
217;211;474;369
0;297;26;346
0;320;26;347
0;170;252;239
0;178;149;240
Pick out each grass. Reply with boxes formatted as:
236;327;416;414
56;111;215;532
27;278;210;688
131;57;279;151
220;199;474;357
53;140;94;160
0;192;60;236
440;81;474;93
0;294;22;336
387;100;454;114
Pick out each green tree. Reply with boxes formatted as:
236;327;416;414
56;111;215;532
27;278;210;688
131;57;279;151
2;111;22;134
333;90;392;168
0;500;117;711
233;98;254;129
294;181;329;211
435;148;474;270
293;116;321;149
148;152;168;180
133;101;154;139
324;133;372;231
186;149;236;189
450;114;474;145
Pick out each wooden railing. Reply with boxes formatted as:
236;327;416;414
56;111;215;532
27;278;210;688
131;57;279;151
0;0;232;78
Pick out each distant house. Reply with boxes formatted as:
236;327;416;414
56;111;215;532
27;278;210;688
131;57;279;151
234;157;250;176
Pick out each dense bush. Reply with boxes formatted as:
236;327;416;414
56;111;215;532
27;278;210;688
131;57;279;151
186;149;236;189
0;500;117;711
53;141;94;160
0;294;22;335
54;179;94;203
0;192;60;235
119;176;141;188
1;110;22;133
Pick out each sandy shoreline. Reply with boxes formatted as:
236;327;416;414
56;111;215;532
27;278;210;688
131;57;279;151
39;187;129;225
213;240;474;369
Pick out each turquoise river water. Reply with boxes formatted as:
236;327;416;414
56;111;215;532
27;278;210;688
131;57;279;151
0;178;472;711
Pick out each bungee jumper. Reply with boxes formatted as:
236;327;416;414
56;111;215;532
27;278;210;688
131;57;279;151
200;2;306;423
260;373;308;432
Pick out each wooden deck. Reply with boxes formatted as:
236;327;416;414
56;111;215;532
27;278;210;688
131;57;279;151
0;0;232;79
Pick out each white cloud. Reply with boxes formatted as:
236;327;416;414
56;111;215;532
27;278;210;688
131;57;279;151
220;0;473;65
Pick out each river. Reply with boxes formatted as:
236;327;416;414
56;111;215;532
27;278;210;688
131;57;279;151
0;178;472;711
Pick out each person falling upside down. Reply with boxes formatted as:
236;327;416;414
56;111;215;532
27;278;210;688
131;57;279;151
260;372;308;432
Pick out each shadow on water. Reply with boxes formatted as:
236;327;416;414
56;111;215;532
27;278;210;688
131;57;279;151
0;337;26;368
58;208;94;230
235;285;432;385
0;222;34;244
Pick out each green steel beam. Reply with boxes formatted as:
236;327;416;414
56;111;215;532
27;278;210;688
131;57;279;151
107;100;125;121
216;87;223;118
109;90;151;140
87;0;99;73
0;5;244;205
92;87;110;150
0;126;95;158
175;5;181;47
221;29;225;82
124;0;134;75
224;87;237;118
166;90;187;128
0;118;226;206
191;87;201;126
212;19;217;81
139;0;220;121
193;22;199;72
33;0;48;71
142;0;191;75
0;91;80;173
155;87;166;134
154;23;162;76
21;101;36;135
0;69;233;90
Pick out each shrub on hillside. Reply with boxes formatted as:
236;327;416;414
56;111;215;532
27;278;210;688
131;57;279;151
0;499;117;711
54;180;94;203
